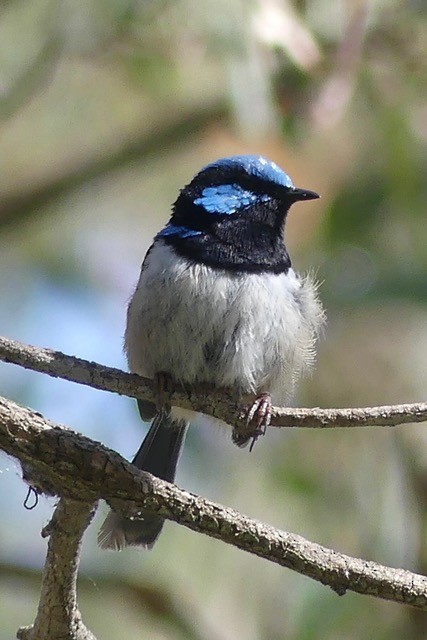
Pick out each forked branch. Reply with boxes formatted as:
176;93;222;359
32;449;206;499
1;395;427;615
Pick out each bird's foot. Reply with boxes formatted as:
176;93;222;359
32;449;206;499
233;392;272;451
153;371;173;413
247;393;272;451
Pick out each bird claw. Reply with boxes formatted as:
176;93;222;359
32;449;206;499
247;393;272;451
233;393;272;450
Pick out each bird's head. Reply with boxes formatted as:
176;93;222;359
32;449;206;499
157;155;319;273
162;155;318;236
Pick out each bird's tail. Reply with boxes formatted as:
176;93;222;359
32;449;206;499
98;411;188;550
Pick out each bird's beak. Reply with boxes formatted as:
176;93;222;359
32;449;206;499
290;187;320;201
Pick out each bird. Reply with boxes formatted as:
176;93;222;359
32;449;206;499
98;154;325;551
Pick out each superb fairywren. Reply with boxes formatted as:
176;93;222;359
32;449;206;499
98;155;324;550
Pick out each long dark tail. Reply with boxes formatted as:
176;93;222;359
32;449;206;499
98;410;188;550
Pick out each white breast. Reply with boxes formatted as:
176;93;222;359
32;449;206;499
125;241;324;407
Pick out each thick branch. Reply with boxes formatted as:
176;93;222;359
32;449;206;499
1;336;426;431
2;395;427;610
17;499;98;640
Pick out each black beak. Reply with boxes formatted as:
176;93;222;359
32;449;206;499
290;187;320;202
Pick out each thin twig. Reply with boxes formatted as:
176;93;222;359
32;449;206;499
0;335;426;431
1;395;427;610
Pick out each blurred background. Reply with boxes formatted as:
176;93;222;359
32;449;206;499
0;0;426;638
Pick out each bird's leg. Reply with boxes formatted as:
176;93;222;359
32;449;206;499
247;393;272;451
232;392;272;450
153;371;173;414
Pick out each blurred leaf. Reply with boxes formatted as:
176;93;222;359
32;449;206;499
322;178;385;247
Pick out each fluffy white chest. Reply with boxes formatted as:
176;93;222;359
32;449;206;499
125;241;322;406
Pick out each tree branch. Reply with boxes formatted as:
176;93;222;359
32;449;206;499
2;394;427;611
1;335;426;432
17;499;98;640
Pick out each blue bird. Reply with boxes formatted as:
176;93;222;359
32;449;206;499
98;154;325;550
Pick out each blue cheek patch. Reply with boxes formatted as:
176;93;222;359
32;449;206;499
157;224;202;239
194;184;270;215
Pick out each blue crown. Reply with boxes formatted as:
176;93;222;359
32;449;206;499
202;155;294;189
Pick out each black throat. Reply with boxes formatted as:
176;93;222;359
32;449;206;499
162;216;292;274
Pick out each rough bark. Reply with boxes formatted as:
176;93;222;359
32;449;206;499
17;499;98;640
1;335;426;434
1;395;427;614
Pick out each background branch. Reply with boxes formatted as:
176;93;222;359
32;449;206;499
1;335;426;432
0;103;226;231
1;394;427;612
